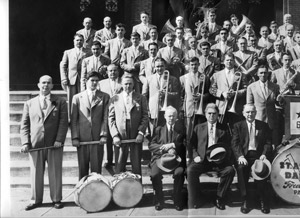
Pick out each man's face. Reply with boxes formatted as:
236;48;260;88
166;36;174;47
74;36;84;48
224;55;234;69
122;78;134;93
148;45;158;57
175;29;184;39
238;38;247;51
200;45;210;56
274;42;282;52
164;110;177;126
188;38;197;49
295;33;300;44
131;36;140;46
260;27;269;38
208;12;216;23
83;18;92;29
243;105;257;123
205;108;218;124
286;26;294;37
149;29;157;40
140;13;149;24
190;60;199;73
91;45;101;56
86;76;99;91
257;68;269;82
38;76;53;95
223;21;232;30
231;17;238;26
245;24;252;33
107;66;119;80
200;29;209;38
103;18;112;28
154;60;165;75
116;27;125;38
176;17;184;27
270;23;278;33
249;37;257;47
219;30;228;41
282;54;291;68
284;16;292;24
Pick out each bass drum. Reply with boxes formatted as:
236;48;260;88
271;143;300;205
74;172;112;212
111;171;143;208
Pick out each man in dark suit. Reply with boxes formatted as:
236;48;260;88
231;104;272;214
20;75;68;210
149;106;186;211
71;71;110;180
187;103;235;210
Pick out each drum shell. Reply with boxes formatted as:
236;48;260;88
74;173;112;212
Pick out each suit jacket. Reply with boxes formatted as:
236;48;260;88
157;46;184;64
108;91;149;139
288;44;300;61
149;123;186;168
81;55;111;90
198;55;221;78
139;57;156;79
174;38;188;51
104;37;132;64
257;37;274;54
142;74;180;118
215;32;238;45
132;23;156;41
71;90;110;141
76;28;97;49
120;45;148;77
231;119;272;160
142;39;165;51
98;78;122;97
211;41;234;63
271;67;300;91
191;122;231;162
20;94;68;149
209;69;247;116
247;81;280;129
184;49;202;64
267;52;283;71
248;45;267;64
94;28;116;46
283;36;296;53
180;72;210;117
268;33;278;41
233;50;258;78
201;22;222;41
60;48;90;85
278;24;300;38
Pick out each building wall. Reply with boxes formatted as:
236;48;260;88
287;0;300;27
130;0;153;26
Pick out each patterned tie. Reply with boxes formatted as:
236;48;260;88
209;124;214;147
168;126;173;143
263;83;267;98
249;123;256;150
42;96;47;110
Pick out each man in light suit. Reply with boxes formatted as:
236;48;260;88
141;27;165;51
132;11;156;42
283;24;296;53
60;33;90;118
231;104;272;214
184;36;202;66
203;8;222;41
81;41;111;91
257;26;274;55
187;103;235;210
288;31;300;61
278;14;299;38
76;17;96;50
120;32;148;93
247;65;281;146
268;21;279;41
198;41;221;77
233;37;258;84
174;27;188;51
104;23;131;65
248;35;267;65
267;39;284;71
215;20;238;45
71;71;110;180
108;75;149;175
94;16;116;47
99;64;123;167
21;75;68;210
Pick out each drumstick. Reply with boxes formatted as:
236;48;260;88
28;146;60;152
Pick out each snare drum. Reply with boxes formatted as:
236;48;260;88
271;144;300;205
74;172;112;212
111;171;143;208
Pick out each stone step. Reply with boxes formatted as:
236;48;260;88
10;121;20;134
10;90;67;101
10;112;23;122
9;101;25;112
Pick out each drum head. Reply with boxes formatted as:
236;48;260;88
77;180;112;212
271;146;300;205
112;178;143;208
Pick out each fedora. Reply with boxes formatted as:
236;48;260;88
156;153;181;173
251;159;271;180
206;143;227;164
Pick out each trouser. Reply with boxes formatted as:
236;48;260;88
29;147;63;204
66;78;80;121
106;130;113;164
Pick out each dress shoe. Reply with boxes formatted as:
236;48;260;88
104;162;113;169
53;201;64;209
214;198;225;210
154;202;163;211
25;203;42;211
175;204;183;211
260;201;270;214
240;200;250;214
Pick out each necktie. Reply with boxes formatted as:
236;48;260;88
90;91;96;104
42;96;47;110
263;83;267;98
249;123;256;149
209;124;214;147
168;127;173;143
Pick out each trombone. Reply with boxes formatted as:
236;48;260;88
193;74;206;116
219;72;242;123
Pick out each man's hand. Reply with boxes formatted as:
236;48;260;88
260;155;266;160
136;134;144;143
99;136;107;145
223;90;235;100
194;156;201;163
20;144;29;153
160;143;175;152
193;93;201;102
54;141;63;148
61;80;68;91
113;136;121;147
72;139;80;147
238;156;248;165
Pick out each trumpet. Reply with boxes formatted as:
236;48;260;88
219;72;242;123
194;74;206;116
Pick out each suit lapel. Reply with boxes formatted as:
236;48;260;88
242;121;249;151
83;91;91;110
162;125;168;144
44;95;57;121
91;91;103;108
33;96;43;120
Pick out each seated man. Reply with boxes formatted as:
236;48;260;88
231;104;272;214
187;103;235;210
149;106;186;211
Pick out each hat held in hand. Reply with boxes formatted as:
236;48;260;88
156;153;181;173
206;143;227;164
251;159;271;180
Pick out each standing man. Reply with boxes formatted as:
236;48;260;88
283;24;296;53
60;33;90;118
230;14;239;34
108;75;149;175
94;16;116;47
288;31;300;61
267;39;284;71
132;11;156;42
174;27;188;51
20;75;68;210
268;21;279;41
257;26;274;55
231;104;272;214
248;35;267;65
81;41;111;91
71;71;110;180
184;36;202;65
203;8;222;41
198;41;221;77
76;17;96;50
187;103;235;210
149;106;186;211
278;14;299;38
141;27;165;51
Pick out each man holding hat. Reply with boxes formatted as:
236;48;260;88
231;104;272;214
187;103;235;210
149;106;186;211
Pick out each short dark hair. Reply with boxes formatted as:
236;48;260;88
200;41;211;48
92;41;101;47
87;71;100;80
224;52;235;60
140;11;149;16
74;33;84;39
155;57;166;65
121;74;134;82
175;27;184;32
148;42;158;49
149;26;157;31
131;32;140;38
116;23;126;29
190;57;200;63
219;28;229;34
270;20;277;25
230;14;237;19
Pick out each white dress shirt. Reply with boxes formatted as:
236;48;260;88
39;94;51;116
247;120;256;151
123;91;133;119
207;122;216;147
